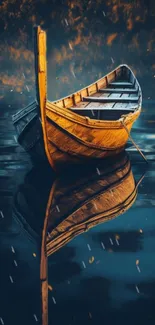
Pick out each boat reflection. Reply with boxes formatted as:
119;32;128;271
0;151;145;325
41;150;144;325
46;151;138;256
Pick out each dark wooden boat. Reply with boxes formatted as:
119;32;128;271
12;26;142;171
12;101;47;163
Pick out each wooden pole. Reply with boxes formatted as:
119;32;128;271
33;26;56;170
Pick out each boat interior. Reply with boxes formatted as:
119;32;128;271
54;65;141;121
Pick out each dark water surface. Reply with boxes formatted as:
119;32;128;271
0;1;155;325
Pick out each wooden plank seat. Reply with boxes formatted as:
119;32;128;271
99;88;138;94
82;96;139;103
109;82;133;87
71;107;135;111
70;104;136;120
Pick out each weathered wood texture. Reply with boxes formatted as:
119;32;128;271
44;101;140;170
82;96;139;103
34;26;55;170
99;88;138;93
12;26;142;172
35;24;141;171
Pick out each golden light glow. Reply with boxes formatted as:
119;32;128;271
48;284;53;291
89;256;95;264
107;33;118;46
0;0;154;99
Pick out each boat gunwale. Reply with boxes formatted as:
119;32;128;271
12;101;38;123
47;63;142;125
52;63;141;106
46;100;140;129
47;115;128;151
46;64;142;128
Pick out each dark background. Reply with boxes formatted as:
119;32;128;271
0;1;155;325
0;0;155;102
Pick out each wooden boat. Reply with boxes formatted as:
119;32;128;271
12;101;48;164
12;26;142;171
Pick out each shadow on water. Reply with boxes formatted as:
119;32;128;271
0;161;55;325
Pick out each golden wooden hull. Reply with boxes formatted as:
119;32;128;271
45;101;140;170
12;27;142;171
34;26;142;171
